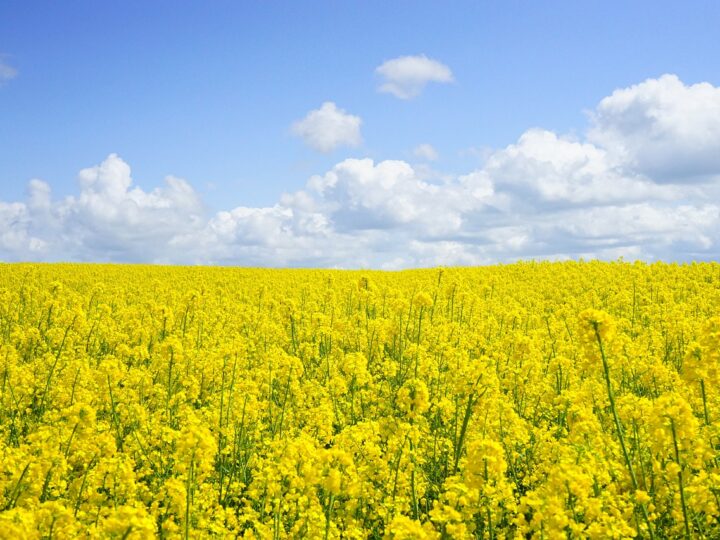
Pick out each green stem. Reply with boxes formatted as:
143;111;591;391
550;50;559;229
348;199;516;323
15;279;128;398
390;432;410;520
593;323;655;540
324;494;335;540
410;439;419;520
701;379;710;426
670;418;691;539
65;422;79;458
185;457;194;540
74;457;97;516
454;382;486;473
3;462;30;511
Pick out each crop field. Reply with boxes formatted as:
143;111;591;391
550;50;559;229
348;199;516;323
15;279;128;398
1;262;719;538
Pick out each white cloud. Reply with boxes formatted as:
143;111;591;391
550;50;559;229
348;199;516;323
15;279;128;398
588;74;720;181
3;74;720;267
0;56;18;85
413;143;439;161
483;129;680;205
376;55;454;99
291;102;362;153
300;157;488;236
0;154;206;263
0;202;35;254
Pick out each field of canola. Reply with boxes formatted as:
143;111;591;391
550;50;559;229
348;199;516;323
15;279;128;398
1;262;720;539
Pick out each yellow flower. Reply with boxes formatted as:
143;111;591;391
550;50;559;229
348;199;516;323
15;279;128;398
385;514;439;539
2;261;720;537
397;378;430;418
414;292;433;309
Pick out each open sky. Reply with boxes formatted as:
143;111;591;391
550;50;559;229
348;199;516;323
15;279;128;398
2;1;720;267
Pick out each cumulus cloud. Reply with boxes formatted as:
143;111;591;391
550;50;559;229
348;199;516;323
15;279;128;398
3;74;720;267
413;144;439;161
60;155;205;262
299;158;492;236
1;154;205;263
0;56;18;85
483;129;680;205
291;102;363;153
376;55;454;99
588;74;720;181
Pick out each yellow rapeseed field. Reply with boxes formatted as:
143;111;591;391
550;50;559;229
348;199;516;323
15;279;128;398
1;261;719;539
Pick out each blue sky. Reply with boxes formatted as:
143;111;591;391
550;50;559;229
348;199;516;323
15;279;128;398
2;1;720;266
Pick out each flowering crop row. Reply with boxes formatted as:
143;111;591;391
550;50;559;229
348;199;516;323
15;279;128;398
1;261;719;538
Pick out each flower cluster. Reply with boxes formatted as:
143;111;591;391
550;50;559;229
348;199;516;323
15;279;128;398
0;260;719;537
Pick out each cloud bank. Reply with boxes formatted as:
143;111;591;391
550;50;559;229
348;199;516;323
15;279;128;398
3;74;720;268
